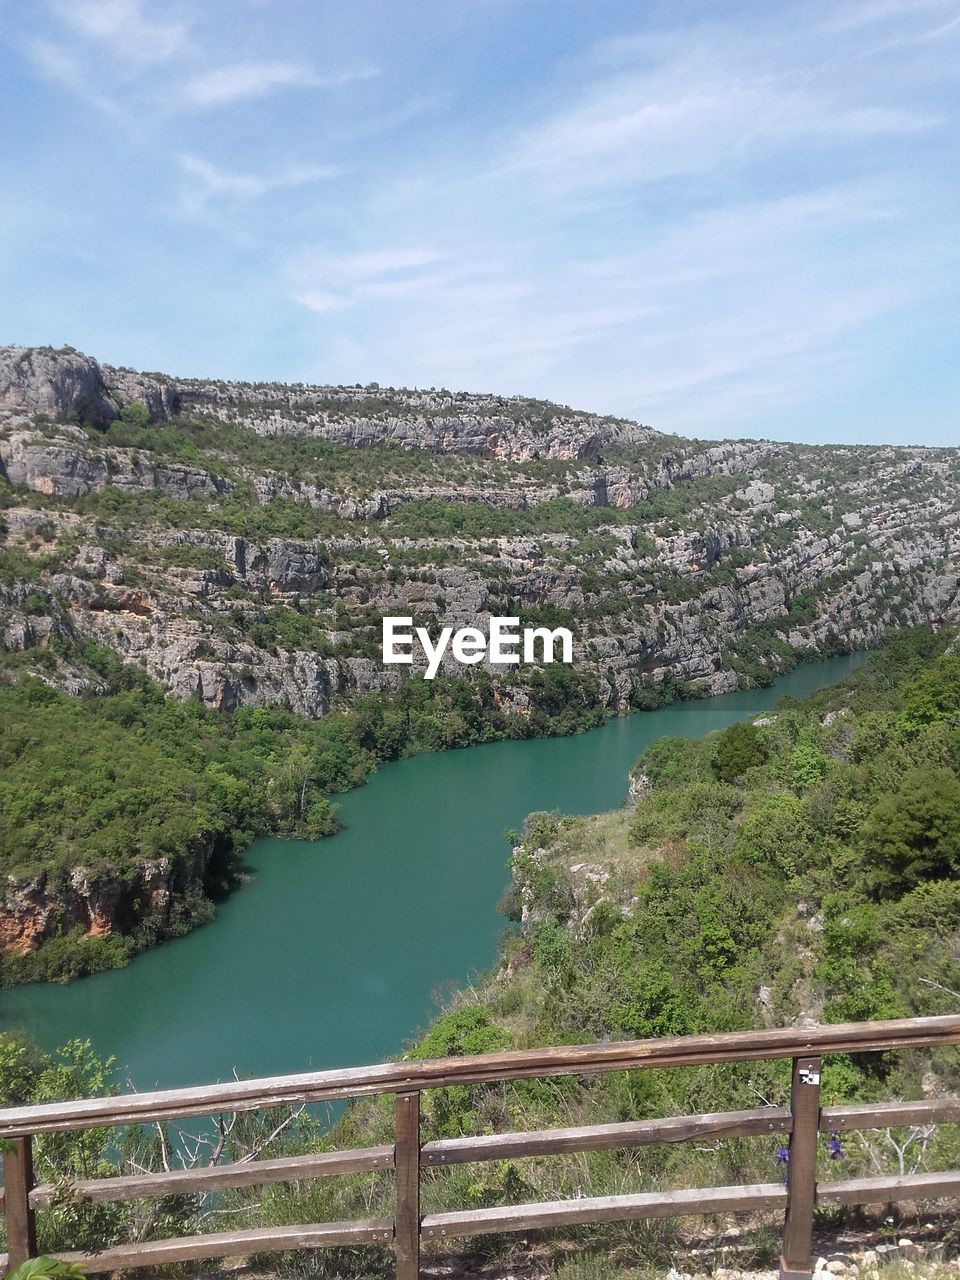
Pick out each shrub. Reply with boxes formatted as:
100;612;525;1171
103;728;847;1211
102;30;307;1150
712;722;768;783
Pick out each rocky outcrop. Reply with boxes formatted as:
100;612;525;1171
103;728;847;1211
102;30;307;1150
175;378;650;461
1;345;654;461
0;420;232;500
102;364;181;419
0;346;179;427
0;844;217;956
0;347;117;425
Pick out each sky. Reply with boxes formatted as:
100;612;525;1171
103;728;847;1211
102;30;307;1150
1;0;958;446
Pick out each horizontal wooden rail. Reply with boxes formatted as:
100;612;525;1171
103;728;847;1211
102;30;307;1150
419;1170;960;1240
57;1218;395;1272
1;1015;957;1138
817;1170;960;1207
0;1015;957;1280
28;1145;393;1209
823;1098;960;1131
421;1183;790;1239
422;1106;793;1166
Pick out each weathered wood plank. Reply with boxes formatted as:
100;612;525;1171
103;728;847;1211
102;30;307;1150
394;1092;420;1280
3;1135;38;1267
422;1106;792;1166
1;1016;957;1137
29;1145;394;1208
420;1183;788;1238
822;1098;960;1131
54;1218;394;1271
780;1056;822;1280
817;1170;960;1206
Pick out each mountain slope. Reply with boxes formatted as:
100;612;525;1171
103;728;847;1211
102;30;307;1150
2;345;958;718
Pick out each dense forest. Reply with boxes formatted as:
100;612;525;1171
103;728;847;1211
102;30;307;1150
3;627;959;1275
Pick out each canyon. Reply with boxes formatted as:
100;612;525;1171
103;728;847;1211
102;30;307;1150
1;344;958;963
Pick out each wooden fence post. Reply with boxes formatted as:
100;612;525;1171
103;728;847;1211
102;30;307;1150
4;1134;38;1268
394;1091;421;1280
780;1056;822;1280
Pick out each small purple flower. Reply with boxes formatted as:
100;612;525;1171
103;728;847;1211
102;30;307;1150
828;1131;844;1161
776;1144;790;1183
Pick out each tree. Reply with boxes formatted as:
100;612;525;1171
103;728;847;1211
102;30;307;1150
712;722;767;784
791;739;829;792
118;400;150;428
862;768;960;899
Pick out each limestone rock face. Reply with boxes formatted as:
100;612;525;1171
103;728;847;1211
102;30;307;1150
0;346;180;427
2;341;960;720
102;365;181;419
0;843;218;957
0;347;118;425
0;423;232;500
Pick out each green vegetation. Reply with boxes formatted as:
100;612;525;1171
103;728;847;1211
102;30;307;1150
4;629;960;1274
385;496;639;539
711;720;769;782
6;1261;85;1280
0;642;607;985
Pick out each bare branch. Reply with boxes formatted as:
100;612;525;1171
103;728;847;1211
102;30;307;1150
918;977;960;1003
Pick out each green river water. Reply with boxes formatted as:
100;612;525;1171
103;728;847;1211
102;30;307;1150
0;653;866;1090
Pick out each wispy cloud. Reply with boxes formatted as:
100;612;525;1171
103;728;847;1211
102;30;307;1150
23;37;119;113
504;53;937;192
179;153;339;206
295;290;350;315
177;61;321;108
822;0;955;32
50;0;189;66
289;248;445;314
28;3;378;120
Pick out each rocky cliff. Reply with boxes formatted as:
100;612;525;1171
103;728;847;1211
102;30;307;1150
2;344;959;957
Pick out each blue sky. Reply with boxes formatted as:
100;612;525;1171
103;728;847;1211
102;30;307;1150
1;0;958;445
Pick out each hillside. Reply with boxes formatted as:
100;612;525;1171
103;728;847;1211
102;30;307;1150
2;345;959;714
2;344;960;980
8;629;960;1273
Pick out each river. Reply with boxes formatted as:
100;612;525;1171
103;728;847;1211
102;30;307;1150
0;653;866;1090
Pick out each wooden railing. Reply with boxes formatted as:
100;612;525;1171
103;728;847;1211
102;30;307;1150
1;1016;959;1279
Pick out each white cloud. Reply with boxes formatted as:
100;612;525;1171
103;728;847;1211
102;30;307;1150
177;61;316;107
288;247;445;314
176;61;377;109
504;60;937;191
295;290;350;315
179;153;339;204
822;0;955;32
23;37;124;115
51;0;189;65
325;249;445;280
